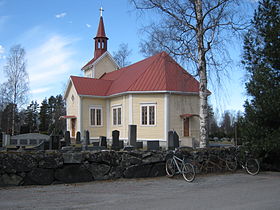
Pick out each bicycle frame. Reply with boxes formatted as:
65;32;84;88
166;150;196;182
172;155;185;174
236;151;249;168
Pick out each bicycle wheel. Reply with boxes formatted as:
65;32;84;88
226;156;238;171
182;163;195;182
245;158;259;175
166;158;176;177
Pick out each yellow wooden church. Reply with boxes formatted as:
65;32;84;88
64;11;202;148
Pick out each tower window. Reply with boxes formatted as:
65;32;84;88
102;40;105;49
98;40;101;48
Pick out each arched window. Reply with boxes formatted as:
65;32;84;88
98;40;101;48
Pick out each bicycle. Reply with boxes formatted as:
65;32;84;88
165;150;195;182
226;148;260;175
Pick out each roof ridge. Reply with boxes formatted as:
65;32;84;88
71;75;112;82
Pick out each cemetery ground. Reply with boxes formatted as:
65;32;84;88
0;171;279;210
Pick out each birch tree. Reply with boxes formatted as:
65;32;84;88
113;43;132;67
3;45;29;135
130;0;247;147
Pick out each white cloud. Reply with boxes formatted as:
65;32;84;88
27;35;75;82
86;24;91;28
30;87;51;94
0;45;5;59
55;12;67;19
25;33;80;99
0;45;4;54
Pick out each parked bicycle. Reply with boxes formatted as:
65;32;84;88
226;148;260;175
165;150;195;182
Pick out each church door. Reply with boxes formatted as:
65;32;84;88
71;118;76;137
183;118;190;137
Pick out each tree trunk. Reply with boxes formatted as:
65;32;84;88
198;55;208;148
196;0;208;148
12;104;15;135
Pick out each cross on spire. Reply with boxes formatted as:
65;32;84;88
99;7;104;17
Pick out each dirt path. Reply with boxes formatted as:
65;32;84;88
0;172;279;210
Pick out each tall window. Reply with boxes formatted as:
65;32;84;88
112;106;122;126
141;104;156;125
90;106;102;126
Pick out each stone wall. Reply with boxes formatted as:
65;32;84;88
0;147;242;187
0;150;167;187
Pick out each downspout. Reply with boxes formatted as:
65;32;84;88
78;96;83;134
164;93;170;145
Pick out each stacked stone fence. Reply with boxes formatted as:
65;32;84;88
0;147;241;187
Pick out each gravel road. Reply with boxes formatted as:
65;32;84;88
0;171;279;210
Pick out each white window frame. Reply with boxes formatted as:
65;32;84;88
112;105;122;126
89;105;103;127
140;103;157;126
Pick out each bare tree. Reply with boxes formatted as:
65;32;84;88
130;0;247;147
113;43;132;67
2;45;29;135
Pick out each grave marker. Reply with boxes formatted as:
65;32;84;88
128;125;137;147
112;130;120;150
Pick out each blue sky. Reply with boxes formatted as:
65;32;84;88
0;0;257;114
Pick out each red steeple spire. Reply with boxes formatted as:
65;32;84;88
94;7;108;59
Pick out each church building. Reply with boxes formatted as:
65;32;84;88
64;10;202;147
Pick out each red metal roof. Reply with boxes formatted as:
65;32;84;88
95;16;107;38
59;115;77;120
70;76;112;96
71;52;201;97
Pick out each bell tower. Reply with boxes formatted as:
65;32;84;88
82;7;119;78
94;7;108;59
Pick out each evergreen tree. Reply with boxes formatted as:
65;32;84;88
48;96;56;124
220;111;235;138
1;103;18;134
47;95;66;136
23;101;39;133
39;99;50;134
208;105;219;139
241;0;280;158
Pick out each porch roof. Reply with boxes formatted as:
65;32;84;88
180;113;199;119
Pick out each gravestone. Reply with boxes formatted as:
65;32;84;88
99;136;107;148
84;130;90;146
168;131;179;150
119;140;124;149
0;133;3;147
168;131;180;150
111;130;120;150
44;141;50;150
128;125;137;147
65;131;71;146
49;137;52;150
76;132;81;144
168;131;174;150
136;141;143;149
173;131;179;148
123;145;135;151
147;141;160;151
92;141;99;146
50;136;60;150
60;140;66;148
